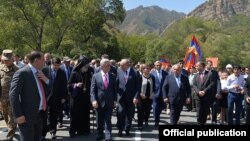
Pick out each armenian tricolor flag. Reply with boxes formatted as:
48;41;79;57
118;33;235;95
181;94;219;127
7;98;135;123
183;36;202;71
160;57;170;67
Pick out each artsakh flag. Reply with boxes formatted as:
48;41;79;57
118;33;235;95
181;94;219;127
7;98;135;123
183;36;202;71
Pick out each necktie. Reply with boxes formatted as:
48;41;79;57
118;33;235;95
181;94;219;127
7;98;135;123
104;74;108;89
124;71;128;83
157;70;161;81
52;70;56;84
37;78;47;111
176;76;180;88
67;67;70;80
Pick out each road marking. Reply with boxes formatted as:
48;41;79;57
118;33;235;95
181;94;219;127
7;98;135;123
0;127;8;133
135;130;141;141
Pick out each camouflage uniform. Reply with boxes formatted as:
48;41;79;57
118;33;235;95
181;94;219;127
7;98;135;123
0;50;19;138
0;102;3;120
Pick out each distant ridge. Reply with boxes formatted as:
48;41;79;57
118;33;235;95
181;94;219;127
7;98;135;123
188;0;250;21
117;5;185;35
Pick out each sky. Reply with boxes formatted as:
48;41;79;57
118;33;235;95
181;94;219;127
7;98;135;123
122;0;207;14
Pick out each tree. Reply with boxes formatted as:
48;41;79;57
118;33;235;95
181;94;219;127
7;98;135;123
0;0;126;57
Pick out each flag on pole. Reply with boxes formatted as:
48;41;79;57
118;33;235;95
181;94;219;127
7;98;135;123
183;36;202;71
160;57;170;67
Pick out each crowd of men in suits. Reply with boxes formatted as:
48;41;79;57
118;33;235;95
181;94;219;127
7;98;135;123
0;50;250;141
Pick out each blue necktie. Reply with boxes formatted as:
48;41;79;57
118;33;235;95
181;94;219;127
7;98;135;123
67;67;70;80
52;70;56;84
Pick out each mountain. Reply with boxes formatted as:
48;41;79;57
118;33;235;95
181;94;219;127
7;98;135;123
117;6;185;35
188;0;250;21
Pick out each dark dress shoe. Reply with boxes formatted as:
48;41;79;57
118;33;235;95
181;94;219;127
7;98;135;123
40;136;45;141
69;133;76;138
118;130;123;137
58;123;63;128
0;112;3;120
154;122;159;127
96;134;104;141
6;130;15;139
51;133;56;139
125;130;130;136
78;131;90;136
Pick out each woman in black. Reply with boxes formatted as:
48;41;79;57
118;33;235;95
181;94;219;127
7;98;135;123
137;64;155;130
68;56;94;137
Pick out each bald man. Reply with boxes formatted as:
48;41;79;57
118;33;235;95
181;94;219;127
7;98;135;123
162;64;191;125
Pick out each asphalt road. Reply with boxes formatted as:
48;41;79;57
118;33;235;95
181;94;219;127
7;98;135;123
0;108;205;141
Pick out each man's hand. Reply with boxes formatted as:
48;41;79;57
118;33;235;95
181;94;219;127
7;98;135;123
76;82;83;88
198;91;205;97
61;99;66;103
114;101;118;108
233;84;240;89
163;98;169;103
92;101;98;109
133;98;138;105
215;94;222;99
37;71;49;82
140;93;146;100
246;97;250;104
222;89;228;93
16;115;26;125
186;98;191;104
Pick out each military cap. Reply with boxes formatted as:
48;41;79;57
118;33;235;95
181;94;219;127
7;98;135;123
63;56;71;62
1;49;13;61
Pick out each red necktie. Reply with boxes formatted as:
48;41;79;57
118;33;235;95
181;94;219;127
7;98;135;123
38;79;47;111
104;74;108;89
199;73;204;82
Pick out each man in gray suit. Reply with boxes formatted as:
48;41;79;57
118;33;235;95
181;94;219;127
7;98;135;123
91;58;117;141
162;64;191;125
9;51;50;141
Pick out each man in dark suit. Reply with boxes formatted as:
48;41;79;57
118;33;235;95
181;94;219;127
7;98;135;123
58;56;73;126
162;64;191;125
91;58;117;141
193;62;215;125
244;75;250;124
116;59;141;137
9;51;50;141
205;60;221;124
150;61;168;126
47;57;68;139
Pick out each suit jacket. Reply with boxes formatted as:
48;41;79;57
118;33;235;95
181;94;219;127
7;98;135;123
117;67;141;102
244;76;250;98
210;70;221;97
193;70;215;100
150;69;168;98
9;65;49;125
90;72;117;108
47;67;68;105
60;64;73;81
162;74;191;105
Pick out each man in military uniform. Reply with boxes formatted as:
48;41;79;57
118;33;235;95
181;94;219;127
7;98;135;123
0;103;3;120
0;49;19;139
